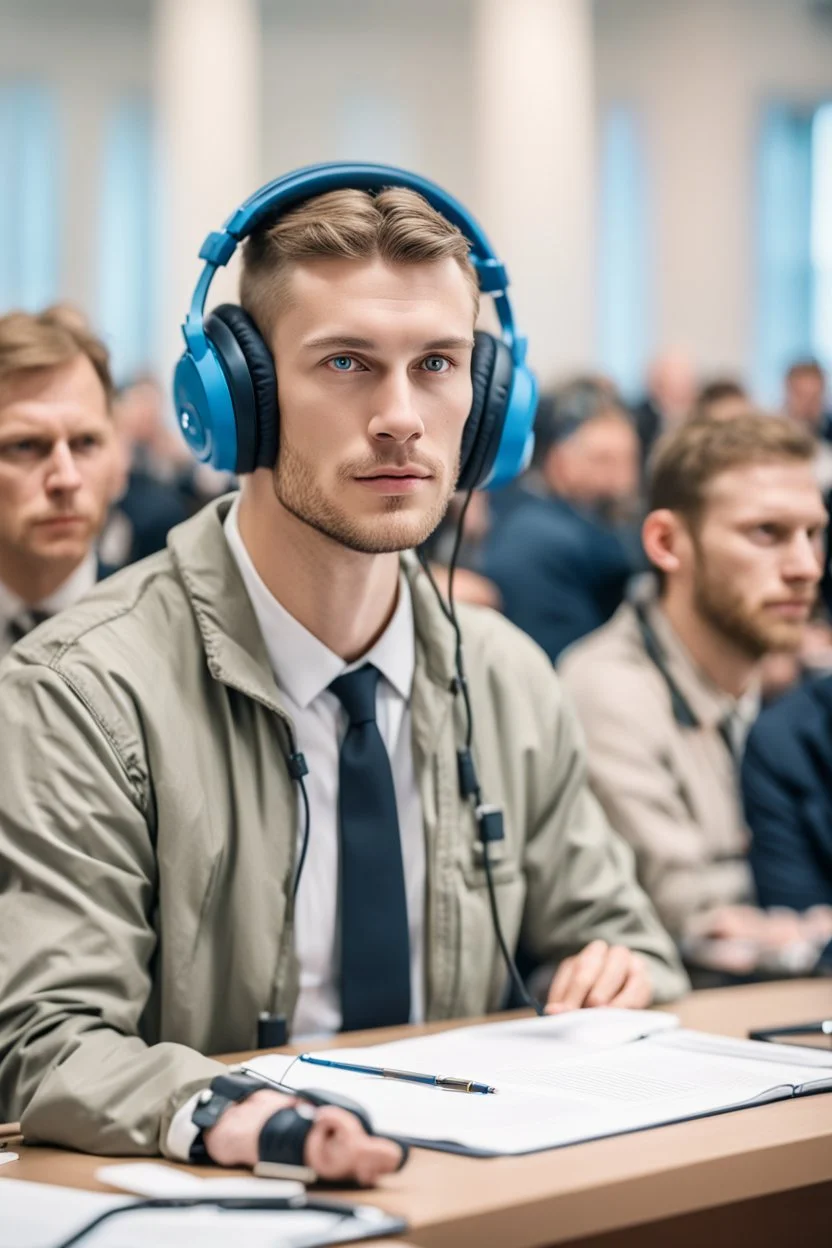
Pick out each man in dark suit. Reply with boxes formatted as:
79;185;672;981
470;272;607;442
0;305;123;660
483;380;641;662
744;674;832;915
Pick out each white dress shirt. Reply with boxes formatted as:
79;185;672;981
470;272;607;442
0;553;98;661
224;496;426;1039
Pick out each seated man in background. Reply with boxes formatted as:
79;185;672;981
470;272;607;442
690;378;752;424
0;180;685;1176
784;358;831;439
100;375;193;570
483;380;641;662
784;358;832;492
0;305;123;660
560;414;829;961
419;488;501;608
631;347;697;470
743;672;832;919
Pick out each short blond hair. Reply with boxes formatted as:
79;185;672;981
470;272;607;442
648;411;817;525
240;187;479;339
0;304;114;405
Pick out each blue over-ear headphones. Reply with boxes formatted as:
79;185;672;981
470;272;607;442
173;162;537;490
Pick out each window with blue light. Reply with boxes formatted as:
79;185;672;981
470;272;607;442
0;82;59;312
811;102;832;376
97;94;154;385
597;105;650;401
755;102;832;404
755;106;814;404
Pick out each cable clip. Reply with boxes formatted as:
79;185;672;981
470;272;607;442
287;752;309;781
475;803;505;844
457;749;480;799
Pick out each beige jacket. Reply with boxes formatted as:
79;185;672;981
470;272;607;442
0;498;686;1155
559;601;756;939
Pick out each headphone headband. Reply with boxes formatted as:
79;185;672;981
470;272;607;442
185;161;523;365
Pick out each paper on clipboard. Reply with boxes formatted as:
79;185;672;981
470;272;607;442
246;1008;832;1157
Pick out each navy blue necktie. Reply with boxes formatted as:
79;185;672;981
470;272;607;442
328;663;411;1031
8;609;50;645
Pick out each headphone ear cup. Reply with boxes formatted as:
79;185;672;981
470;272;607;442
204;304;279;474
457;330;514;492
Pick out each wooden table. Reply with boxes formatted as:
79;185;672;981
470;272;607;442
3;980;832;1247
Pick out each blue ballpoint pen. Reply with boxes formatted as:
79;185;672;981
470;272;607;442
298;1053;497;1094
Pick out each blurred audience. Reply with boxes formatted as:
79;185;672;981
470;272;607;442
115;374;190;472
783;358;832;492
0;306;124;661
783;358;831;438
100;374;235;571
99;376;192;569
482;379;641;662
691;378;753;423
421;490;501;609
744;673;832;915
632;347;696;468
559;413;829;967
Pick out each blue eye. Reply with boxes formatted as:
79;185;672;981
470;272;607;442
422;356;450;373
330;356;354;371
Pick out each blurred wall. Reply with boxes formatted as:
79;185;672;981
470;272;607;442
2;0;832;394
260;0;476;205
595;0;832;381
0;0;151;322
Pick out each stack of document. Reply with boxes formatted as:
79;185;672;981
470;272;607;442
245;1009;832;1156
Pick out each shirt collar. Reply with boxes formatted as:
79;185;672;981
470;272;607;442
223;495;415;709
0;552;98;625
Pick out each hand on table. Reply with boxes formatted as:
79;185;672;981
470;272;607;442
683;904;832;975
687;904;787;945
204;1089;403;1185
545;939;653;1013
688;904;832;949
803;905;832;944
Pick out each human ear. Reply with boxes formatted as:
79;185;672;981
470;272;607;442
642;508;684;576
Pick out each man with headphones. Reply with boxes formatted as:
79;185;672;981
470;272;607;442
0;165;684;1176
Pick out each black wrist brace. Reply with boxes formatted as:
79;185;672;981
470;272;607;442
258;1102;316;1167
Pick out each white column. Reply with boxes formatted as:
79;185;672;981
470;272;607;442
152;0;261;388
60;85;106;319
472;0;596;385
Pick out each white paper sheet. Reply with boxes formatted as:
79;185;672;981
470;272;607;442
245;1009;832;1156
96;1161;304;1199
0;1176;401;1248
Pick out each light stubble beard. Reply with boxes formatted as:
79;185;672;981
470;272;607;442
272;440;460;555
692;555;812;658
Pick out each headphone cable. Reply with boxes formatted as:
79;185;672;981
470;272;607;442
290;494;544;1016
284;745;311;901
292;770;312;900
420;492;543;1017
52;1193;372;1248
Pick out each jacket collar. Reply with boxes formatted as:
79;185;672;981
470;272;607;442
166;496;459;713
